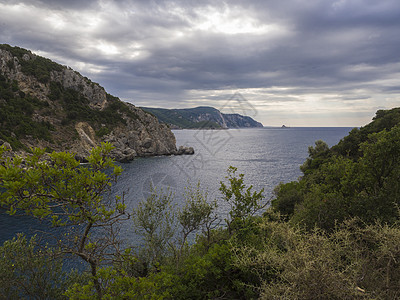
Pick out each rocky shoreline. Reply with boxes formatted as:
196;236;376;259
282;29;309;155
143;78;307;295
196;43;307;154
0;139;194;163
0;45;194;163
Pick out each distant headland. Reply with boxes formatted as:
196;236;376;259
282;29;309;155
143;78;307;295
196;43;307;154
141;106;263;129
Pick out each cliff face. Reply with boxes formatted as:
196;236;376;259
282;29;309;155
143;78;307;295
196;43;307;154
0;44;179;162
222;113;263;128
141;106;263;129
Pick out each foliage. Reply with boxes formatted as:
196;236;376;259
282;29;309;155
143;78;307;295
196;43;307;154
132;189;176;267
0;234;68;299
68;174;264;299
65;265;177;300
332;107;400;158
95;127;112;138
272;181;303;219
166;241;251;299
84;237;253;299
0;44;64;83
220;166;265;234
291;156;358;230
300;139;331;174
0;143;126;298
354;126;400;223
0;74;54;149
0;44;141;151
233;217;400;299
141;106;262;129
141;107;222;129
106;94;139;121
48;81;138;133
132;183;219;269
273;116;400;230
177;183;219;254
233;218;359;299
2;106;400;299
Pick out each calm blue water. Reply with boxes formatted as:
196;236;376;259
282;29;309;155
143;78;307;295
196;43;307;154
0;127;352;247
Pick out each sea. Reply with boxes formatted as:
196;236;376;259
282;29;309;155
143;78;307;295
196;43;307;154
0;127;352;249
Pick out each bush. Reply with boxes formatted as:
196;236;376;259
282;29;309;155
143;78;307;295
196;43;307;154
0;77;54;148
0;44;64;84
272;181;303;219
0;234;68;299
232;217;400;299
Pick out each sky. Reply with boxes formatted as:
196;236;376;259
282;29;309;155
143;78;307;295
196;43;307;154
1;0;400;126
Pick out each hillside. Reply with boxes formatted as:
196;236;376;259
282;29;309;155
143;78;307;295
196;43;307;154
0;44;184;162
141;106;263;129
273;106;400;229
3;107;400;299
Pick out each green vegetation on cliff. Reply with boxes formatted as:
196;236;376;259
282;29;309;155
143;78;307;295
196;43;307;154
2;107;400;299
274;107;400;230
0;74;54;149
0;44;64;83
141;106;263;129
48;81;137;129
141;106;223;129
0;44;146;154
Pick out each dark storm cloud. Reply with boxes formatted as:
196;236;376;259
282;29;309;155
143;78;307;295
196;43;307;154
1;0;400;125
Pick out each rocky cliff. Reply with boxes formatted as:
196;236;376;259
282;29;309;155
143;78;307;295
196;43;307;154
141;106;263;129
0;44;190;162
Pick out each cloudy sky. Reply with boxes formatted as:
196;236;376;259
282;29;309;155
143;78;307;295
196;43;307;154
1;0;400;126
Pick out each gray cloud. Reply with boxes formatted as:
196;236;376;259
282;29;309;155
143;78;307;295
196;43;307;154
1;0;400;125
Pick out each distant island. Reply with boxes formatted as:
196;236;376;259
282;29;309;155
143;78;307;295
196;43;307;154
141;106;263;129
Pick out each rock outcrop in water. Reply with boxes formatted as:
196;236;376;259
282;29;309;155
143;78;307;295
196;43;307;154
0;44;189;162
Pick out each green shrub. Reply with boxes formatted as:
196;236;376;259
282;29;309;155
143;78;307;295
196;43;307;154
95;127;111;137
0;44;64;84
0;234;68;299
0;77;55;148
